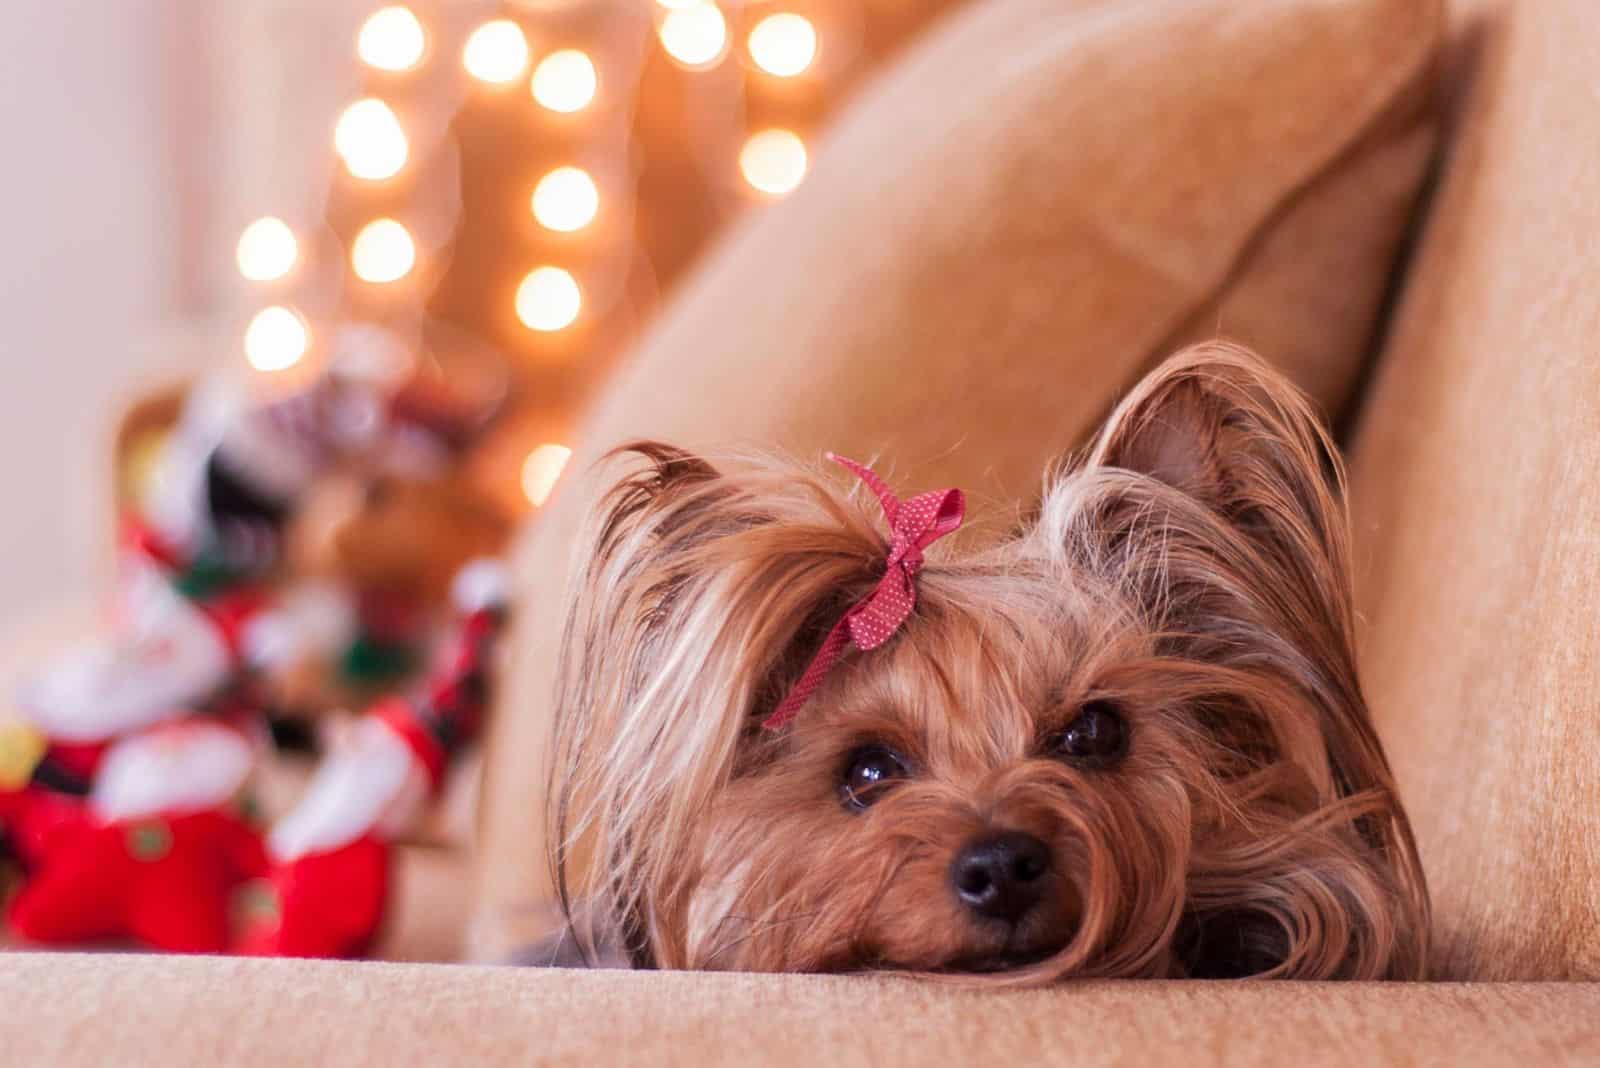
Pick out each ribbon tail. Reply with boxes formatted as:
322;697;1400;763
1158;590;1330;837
828;454;900;526
762;621;853;731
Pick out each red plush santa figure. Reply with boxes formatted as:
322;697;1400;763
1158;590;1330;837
7;719;266;952
0;542;268;884
236;559;507;958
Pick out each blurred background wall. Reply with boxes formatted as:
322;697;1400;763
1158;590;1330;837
0;1;365;631
0;3;178;623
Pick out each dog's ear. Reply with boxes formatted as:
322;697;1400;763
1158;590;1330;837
549;442;886;966
1071;344;1363;716
1085;341;1351;603
1051;344;1429;977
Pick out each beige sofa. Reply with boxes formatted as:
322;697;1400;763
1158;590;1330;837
6;0;1600;1063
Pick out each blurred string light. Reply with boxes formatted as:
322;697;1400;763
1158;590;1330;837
659;3;728;70
748;13;817;77
244;306;310;372
335;98;408;180
532;167;599;232
236;217;298;282
516;267;582;332
521;443;573;506
531;49;598;113
463;19;530;84
357;6;426;72
246;2;856;368
225;0;942;521
740;129;807;195
351;218;417;283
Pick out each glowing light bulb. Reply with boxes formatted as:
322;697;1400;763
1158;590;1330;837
531;48;597;112
531;167;599;232
740;129;807;196
334;98;408;181
521;443;573;506
236;217;298;282
658;3;727;70
748;13;817;77
357;6;426;72
463;19;529;84
351;218;416;284
516;267;581;332
244;306;310;372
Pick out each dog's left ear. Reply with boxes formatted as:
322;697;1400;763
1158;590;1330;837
1062;343;1429;978
1087;341;1349;594
1083;342;1366;782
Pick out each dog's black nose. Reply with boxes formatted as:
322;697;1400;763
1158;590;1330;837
950;831;1051;922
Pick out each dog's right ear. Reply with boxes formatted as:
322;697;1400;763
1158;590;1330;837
549;442;886;966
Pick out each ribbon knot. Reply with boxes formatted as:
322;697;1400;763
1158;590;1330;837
763;454;965;731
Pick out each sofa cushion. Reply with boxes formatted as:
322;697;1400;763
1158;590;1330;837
1350;0;1600;980
475;0;1444;958
3;954;1597;1067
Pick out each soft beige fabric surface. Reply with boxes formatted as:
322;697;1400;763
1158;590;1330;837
1350;0;1600;980
1;954;1595;1067
476;0;1443;960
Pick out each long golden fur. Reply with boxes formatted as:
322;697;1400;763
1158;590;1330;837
549;343;1429;982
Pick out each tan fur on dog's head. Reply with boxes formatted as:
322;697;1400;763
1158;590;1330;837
549;343;1429;982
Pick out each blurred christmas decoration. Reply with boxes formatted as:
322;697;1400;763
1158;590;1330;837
1;311;512;952
2;525;508;955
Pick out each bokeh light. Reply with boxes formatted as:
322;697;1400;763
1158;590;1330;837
244;306;310;372
236;217;298;282
463;19;530;84
659;3;728;70
739;129;808;196
516;267;582;332
351;218;417;283
357;6;426;72
531;167;599;232
748;13;817;77
334;98;408;181
521;443;574;506
531;49;598;113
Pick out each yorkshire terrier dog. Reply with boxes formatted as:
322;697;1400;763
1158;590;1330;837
548;343;1429;982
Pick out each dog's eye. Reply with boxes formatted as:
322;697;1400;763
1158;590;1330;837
1051;700;1128;768
840;745;909;812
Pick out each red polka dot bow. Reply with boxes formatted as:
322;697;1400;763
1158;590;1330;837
762;454;965;731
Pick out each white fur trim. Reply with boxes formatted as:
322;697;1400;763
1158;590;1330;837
91;722;256;821
266;716;429;861
15;565;230;741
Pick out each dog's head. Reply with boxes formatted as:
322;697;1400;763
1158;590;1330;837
550;344;1428;981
